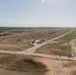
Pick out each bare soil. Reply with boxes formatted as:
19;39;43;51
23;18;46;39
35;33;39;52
34;57;76;75
0;29;69;51
0;54;47;75
0;54;76;75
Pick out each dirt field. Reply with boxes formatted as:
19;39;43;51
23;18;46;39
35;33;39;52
36;30;76;56
34;57;76;75
0;53;47;75
0;28;76;75
0;28;69;51
0;54;76;75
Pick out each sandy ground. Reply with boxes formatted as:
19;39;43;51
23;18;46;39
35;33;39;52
0;56;76;75
70;39;76;57
34;57;76;75
0;30;75;75
0;68;29;75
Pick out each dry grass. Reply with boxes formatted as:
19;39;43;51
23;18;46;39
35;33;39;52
36;30;76;56
0;28;68;51
0;53;47;74
36;42;71;56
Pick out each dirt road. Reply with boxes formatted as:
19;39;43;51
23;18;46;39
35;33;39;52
23;30;74;53
0;30;76;75
70;39;76;57
0;30;75;61
0;50;75;61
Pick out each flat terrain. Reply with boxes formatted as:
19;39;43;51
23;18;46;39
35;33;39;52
0;54;76;75
36;30;76;57
0;53;47;75
35;57;76;75
0;28;69;51
0;27;76;75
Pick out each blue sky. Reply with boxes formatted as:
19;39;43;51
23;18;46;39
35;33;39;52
0;0;76;27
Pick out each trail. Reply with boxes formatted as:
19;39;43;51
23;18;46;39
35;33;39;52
0;30;76;61
0;30;76;75
23;30;74;53
70;39;76;57
0;30;74;54
0;50;75;60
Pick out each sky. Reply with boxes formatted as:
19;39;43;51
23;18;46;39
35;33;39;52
0;0;76;27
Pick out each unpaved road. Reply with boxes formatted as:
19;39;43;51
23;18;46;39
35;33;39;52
23;30;74;53
0;30;76;61
70;39;76;57
0;30;76;75
0;50;75;61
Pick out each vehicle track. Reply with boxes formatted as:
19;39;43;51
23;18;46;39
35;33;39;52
23;30;74;53
0;30;75;61
70;39;76;57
